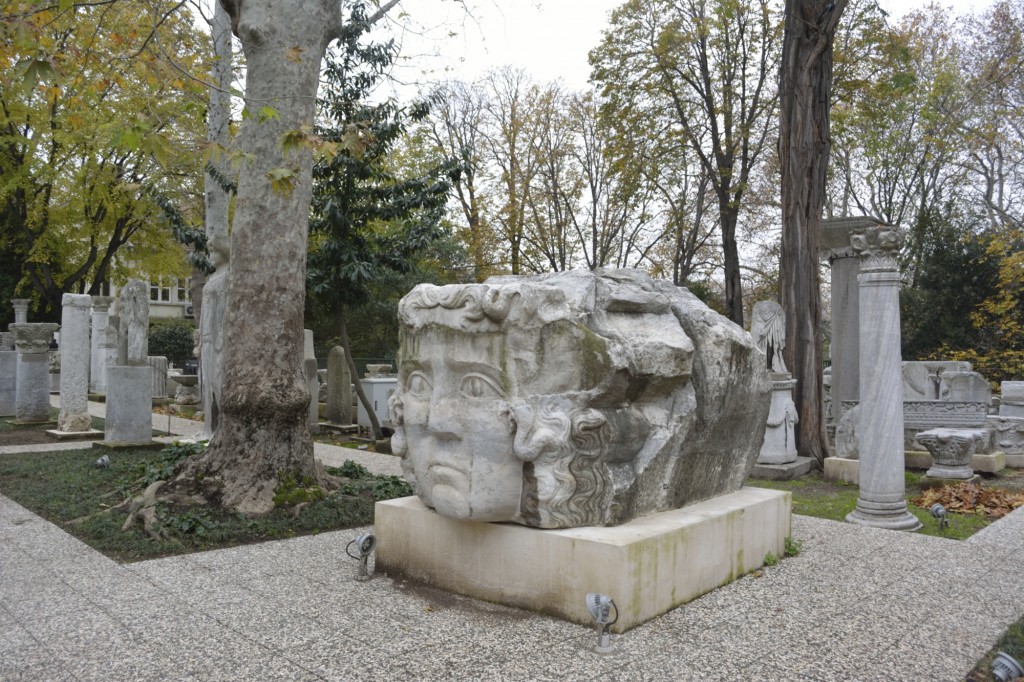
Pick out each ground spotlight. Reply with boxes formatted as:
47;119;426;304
993;651;1024;682
585;592;618;653
346;532;376;581
929;503;949;529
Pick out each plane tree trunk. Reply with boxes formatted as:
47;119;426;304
778;0;847;465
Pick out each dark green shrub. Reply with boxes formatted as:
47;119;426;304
148;319;195;366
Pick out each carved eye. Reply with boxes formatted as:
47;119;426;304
406;371;432;398
460;373;503;399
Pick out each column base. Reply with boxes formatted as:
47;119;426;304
846;500;921;531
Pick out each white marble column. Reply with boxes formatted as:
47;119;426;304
845;224;921;531
11;323;59;423
10;299;31;324
57;294;93;432
89;296;113;393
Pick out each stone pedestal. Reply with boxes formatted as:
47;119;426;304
11;323;59;424
171;374;200;405
821;219;870;420
303;330;319;435
10;298;30;324
1000;382;1024;418
148;356;168;400
757;374;799;465
326;345;353;425
376;488;791;633
844;224;920;531
56;294;95;433
103;365;154;445
0;350;16;416
917;428;980;480
89;297;112;392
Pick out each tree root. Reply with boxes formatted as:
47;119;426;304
121;481;172;541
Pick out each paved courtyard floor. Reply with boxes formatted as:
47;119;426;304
0;401;1021;680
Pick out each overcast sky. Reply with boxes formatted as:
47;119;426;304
388;0;990;94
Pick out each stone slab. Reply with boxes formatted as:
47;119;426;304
921;474;981;489
1005;453;1024;468
972;451;1005;474
823;457;859;485
905;450;932;469
320;422;359;434
92;440;164;451
45;429;103;441
375;487;791;633
5;418;57;427
749;456;814;481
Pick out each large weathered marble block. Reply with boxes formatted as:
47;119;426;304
104;365;153;444
57;294;93;432
117;280;149;366
1001;381;1024;418
390;269;771;528
901;361;972;401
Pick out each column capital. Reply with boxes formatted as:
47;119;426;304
850;224;905;273
11;322;59;354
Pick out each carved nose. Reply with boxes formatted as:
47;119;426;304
427;397;461;439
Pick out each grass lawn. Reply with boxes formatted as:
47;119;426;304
748;469;1024;540
0;443;410;562
966;616;1024;681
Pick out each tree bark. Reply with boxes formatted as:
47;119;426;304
779;0;847;465
178;0;343;515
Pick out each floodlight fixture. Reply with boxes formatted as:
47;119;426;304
929;503;949;529
993;651;1024;682
346;532;376;581
585;592;618;653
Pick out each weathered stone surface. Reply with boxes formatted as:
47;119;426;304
390;269;771;528
199;235;229;438
0;351;15;416
916;428;983;480
171;373;201;405
757;374;798;465
1001;381;1024;418
104;365;153;444
0;332;13;351
12;323;58;423
117;280;149;366
97;315;120;395
835;403;860;459
989;416;1024;455
900;360;972;401
945;372;992;403
845;224;920;531
10;298;30;324
820;218;870;410
366;364;393;377
89;297;113;393
326;345;352;424
147;356;168;399
751;301;787;374
304;330;318;434
57;294;93;432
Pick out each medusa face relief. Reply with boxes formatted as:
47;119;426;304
393;327;524;523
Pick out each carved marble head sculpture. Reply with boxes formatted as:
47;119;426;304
390;269;771;528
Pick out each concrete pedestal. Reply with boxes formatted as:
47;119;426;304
103;365;154;445
376;487;792;633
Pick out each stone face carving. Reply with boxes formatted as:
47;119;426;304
200;236;229;437
751;301;787;374
117;280;149;366
57;294;93;432
389;269;771;529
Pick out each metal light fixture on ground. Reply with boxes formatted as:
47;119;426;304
585;592;618;653
929;502;949;530
992;651;1024;682
347;532;376;581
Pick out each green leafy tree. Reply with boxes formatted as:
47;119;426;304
0;2;207;318
307;3;458;439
